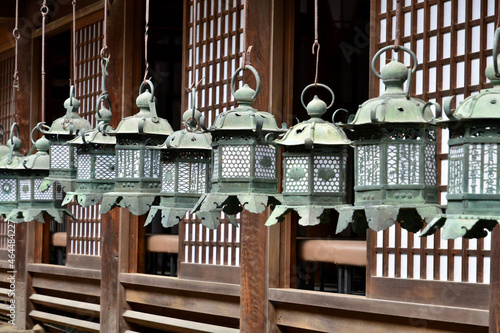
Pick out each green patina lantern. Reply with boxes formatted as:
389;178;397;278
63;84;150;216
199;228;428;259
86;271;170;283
265;84;352;226
6;127;72;223
145;93;212;228
38;86;92;192
100;80;173;216
63;59;116;207
337;46;441;233
0;124;24;218
421;28;500;239
192;65;285;229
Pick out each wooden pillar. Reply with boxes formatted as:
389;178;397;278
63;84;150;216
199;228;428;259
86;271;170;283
239;0;275;331
490;227;500;333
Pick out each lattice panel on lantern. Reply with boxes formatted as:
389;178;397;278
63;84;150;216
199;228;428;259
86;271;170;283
0;53;15;146
178;162;207;194
19;179;32;200
0;179;16;202
50;145;71;169
372;224;492;283
117;150;141;178
75;19;103;127
95;155;115;180
424;144;437;186
255;145;276;179
161;162;176;193
181;0;244;269
313;155;341;192
448;145;464;195
387;144;420;185
34;179;53;200
221;145;250;178
77;154;92;179
373;0;497;205
183;213;240;266
357;145;380;186
284;156;309;193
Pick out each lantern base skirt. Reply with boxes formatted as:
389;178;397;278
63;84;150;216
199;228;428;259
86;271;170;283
145;207;188;228
39;178;76;192
6;208;75;223
100;193;158;216
63;192;104;207
265;205;352;227
337;204;442;234
420;214;500;239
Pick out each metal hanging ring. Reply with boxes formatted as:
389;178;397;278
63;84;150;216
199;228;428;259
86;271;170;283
40;5;49;16
30;122;46;144
493;28;500;77
96;93;112;117
36;122;51;135
371;45;418;80
10;122;20;145
230;65;261;100
139;79;155;102
332;108;349;123
300;83;335;110
12;28;20;40
100;46;110;59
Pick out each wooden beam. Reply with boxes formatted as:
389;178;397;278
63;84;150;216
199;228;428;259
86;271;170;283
26;263;101;280
100;211;119;332
122;310;239;333
29;294;100;318
29;310;100;333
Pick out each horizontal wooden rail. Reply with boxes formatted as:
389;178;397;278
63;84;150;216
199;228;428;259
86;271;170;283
122;310;239;333
30;294;100;318
27;263;101;280
29;310;100;333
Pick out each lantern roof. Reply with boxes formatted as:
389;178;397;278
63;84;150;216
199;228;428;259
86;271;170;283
17;136;50;170
110;89;173;136
68;128;116;146
43;89;92;136
276;92;351;147
160;129;212;151
344;47;435;128
441;57;500;123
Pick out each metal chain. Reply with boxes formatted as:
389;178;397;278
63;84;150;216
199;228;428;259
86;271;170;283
100;0;109;59
240;0;252;69
12;0;20;90
41;0;48;123
394;0;402;50
312;0;320;85
192;0;197;89
72;0;77;93
143;0;150;82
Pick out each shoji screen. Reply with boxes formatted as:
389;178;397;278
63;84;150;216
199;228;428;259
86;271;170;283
67;14;103;262
370;0;495;284
179;0;244;281
0;51;15;146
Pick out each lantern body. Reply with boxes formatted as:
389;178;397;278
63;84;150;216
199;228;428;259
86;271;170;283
337;53;441;233
146;126;212;228
421;55;500;239
64;129;116;207
39;93;92;192
100;85;173;216
0;139;24;218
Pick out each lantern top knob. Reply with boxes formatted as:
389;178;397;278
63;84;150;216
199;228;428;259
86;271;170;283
35;136;50;153
380;60;408;88
306;96;327;118
485;56;500;86
234;84;256;105
136;90;154;108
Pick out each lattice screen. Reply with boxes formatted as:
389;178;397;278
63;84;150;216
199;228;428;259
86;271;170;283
0;53;15;146
67;18;103;257
0;218;9;250
371;0;496;282
181;0;244;266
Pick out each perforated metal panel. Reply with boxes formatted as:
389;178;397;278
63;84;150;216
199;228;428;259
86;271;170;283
144;149;161;178
448;145;464;195
387;144;420;185
34;179;53;200
467;143;499;194
0;179;16;202
254;145;276;179
212;148;219;179
284;156;309;193
313;155;341;193
221;145;250;178
161;161;176;193
117;150;141;178
178;162;207;194
357;145;380;186
77;153;92;179
19;179;32;200
95;155;115;180
50;145;71;169
424;144;438;186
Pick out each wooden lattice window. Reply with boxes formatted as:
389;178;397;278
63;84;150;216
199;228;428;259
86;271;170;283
0;51;15;146
179;0;244;283
66;14;103;264
369;0;496;286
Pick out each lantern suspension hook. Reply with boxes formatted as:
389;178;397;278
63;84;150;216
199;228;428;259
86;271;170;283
96;58;112;120
7;122;21;164
231;65;261;100
332;108;348;124
40;0;48;123
422;101;441;124
393;0;402;51
71;0;77;94
100;0;110;60
443;95;458;121
301;83;334;111
12;0;20;90
492;28;500;77
371;45;418;80
138;79;158;123
143;0;150;83
312;0;320;85
30;122;47;145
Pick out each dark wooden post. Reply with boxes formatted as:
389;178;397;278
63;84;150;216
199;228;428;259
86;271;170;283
239;0;275;331
490;228;500;333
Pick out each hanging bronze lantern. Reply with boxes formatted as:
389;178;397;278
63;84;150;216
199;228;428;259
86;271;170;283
100;80;174;216
265;84;352;226
146;92;211;228
192;65;285;229
421;29;500;239
336;46;441;233
0;124;23;218
63;59;116;207
6;126;72;223
38;86;92;192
